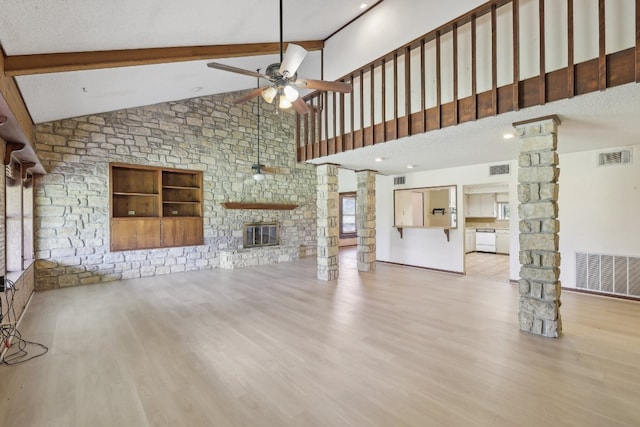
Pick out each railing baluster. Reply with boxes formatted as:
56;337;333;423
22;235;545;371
360;69;365;146
539;0;546;105
436;31;442;129
492;4;498;115
568;0;574;98
599;0;606;91
393;52;399;140
513;0;520;111
420;38;426;131
453;23;459;125
370;64;375;144
472;15;478;121
405;46;412;135
382;58;387;141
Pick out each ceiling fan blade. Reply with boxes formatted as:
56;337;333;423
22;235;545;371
291;98;311;115
278;44;308;77
234;87;268;104
295;79;352;93
207;62;267;79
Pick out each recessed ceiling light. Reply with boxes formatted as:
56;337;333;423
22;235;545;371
375;157;385;162
407;165;415;169
503;133;514;139
360;3;368;9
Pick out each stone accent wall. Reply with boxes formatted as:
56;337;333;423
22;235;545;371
33;93;316;290
515;116;562;338
316;164;339;281
219;245;299;269
356;170;376;272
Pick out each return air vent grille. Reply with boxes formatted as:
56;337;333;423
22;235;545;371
489;164;510;176
575;252;640;298
394;176;406;185
598;149;631;166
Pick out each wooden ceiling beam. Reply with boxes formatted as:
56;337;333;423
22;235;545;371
3;40;325;76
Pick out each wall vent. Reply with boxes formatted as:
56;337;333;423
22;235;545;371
489;164;510;176
598;149;632;166
575;252;640;297
394;176;406;185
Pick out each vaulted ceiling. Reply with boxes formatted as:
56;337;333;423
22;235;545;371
1;0;639;175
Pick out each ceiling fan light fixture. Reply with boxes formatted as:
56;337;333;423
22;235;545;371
283;85;299;102
278;96;292;109
261;86;277;104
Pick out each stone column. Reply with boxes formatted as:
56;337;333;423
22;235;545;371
514;115;562;338
316;164;339;281
356;170;376;272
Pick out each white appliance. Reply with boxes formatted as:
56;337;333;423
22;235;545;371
475;228;496;253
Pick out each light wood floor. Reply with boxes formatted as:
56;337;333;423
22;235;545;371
465;251;511;282
1;248;640;426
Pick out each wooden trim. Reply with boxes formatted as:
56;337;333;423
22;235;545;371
4;41;325;76
539;0;546;105
0;52;36;146
4;141;25;165
512;0;520;111
296;114;302;161
598;0;606;90
512;114;561;127
568;0;575;97
220;202;299;211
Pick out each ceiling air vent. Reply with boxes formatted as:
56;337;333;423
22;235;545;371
394;176;406;185
489;164;510;176
598;149;632;166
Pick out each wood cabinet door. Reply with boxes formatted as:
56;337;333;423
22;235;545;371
161;218;203;247
182;218;204;246
111;219;138;251
136;219;161;249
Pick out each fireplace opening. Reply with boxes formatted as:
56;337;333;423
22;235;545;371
243;222;280;248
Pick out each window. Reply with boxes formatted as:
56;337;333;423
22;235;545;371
339;192;357;239
497;202;510;220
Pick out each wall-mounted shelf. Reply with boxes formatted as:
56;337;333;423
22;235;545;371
395;226;452;242
221;202;298;210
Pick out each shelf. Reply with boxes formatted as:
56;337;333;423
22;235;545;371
162;185;200;190
221;202;298;210
395;226;453;241
113;192;159;197
163;201;200;205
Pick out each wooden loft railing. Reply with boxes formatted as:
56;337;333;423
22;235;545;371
296;0;640;161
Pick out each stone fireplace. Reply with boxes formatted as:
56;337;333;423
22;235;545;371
244;222;279;248
219;221;300;269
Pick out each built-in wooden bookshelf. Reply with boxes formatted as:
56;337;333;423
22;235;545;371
110;163;203;251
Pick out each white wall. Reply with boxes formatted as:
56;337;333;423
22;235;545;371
558;144;640;288
376;161;519;279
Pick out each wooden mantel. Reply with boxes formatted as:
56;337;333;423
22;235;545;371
220;202;298;210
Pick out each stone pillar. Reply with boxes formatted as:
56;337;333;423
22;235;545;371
316;164;339;281
356;170;376;272
514;115;562;338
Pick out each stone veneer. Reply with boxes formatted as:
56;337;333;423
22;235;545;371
316;164;339;280
515;116;562;338
33;93;317;290
219;245;300;269
356;170;376;272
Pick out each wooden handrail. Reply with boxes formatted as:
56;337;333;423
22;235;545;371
297;0;639;162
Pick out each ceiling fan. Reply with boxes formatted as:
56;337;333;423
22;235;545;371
206;0;352;115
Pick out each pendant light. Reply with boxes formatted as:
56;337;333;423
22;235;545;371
253;72;266;182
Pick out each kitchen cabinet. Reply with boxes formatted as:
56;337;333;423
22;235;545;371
496;229;510;254
465;229;476;253
466;193;497;218
110;163;203;251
